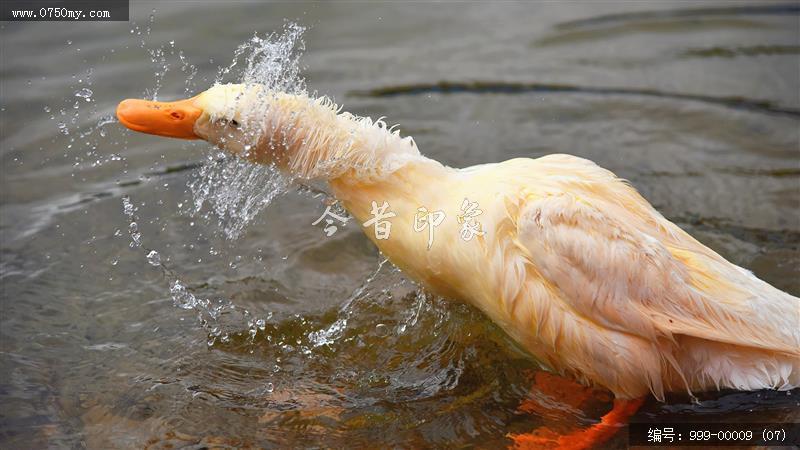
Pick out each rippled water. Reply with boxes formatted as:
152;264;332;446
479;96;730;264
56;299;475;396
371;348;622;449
1;2;799;448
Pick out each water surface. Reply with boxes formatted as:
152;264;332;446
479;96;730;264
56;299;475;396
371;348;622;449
1;2;798;448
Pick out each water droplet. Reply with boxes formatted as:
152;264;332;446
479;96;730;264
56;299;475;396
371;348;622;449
96;115;116;128
170;279;199;310
75;87;93;101
122;197;135;217
128;223;142;248
146;250;161;266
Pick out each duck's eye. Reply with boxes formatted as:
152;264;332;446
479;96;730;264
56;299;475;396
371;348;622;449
215;118;240;128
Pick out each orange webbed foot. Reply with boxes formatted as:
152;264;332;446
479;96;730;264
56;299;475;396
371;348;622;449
509;371;645;449
509;425;563;449
516;371;611;420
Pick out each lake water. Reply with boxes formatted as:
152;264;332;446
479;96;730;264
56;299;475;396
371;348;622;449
1;2;798;448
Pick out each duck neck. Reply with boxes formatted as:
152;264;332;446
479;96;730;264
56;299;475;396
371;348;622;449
328;156;462;300
328;155;454;221
259;93;427;183
257;93;457;221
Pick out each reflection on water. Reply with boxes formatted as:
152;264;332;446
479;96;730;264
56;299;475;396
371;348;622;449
1;2;798;448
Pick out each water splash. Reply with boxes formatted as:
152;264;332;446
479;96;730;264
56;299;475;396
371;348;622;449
121;196;142;248
309;258;391;348
188;154;289;240
46;45;121;173
109;24;310;347
120;194;262;345
74;87;93;102
115;23;404;362
146;250;161;266
38;15;304;366
217;22;306;94
188;23;307;239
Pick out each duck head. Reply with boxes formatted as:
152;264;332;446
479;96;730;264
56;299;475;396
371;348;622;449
117;84;269;157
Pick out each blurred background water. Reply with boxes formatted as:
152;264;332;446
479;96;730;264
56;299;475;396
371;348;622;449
1;1;798;448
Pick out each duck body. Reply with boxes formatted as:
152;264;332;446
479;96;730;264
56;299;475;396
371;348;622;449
117;84;800;403
333;152;800;401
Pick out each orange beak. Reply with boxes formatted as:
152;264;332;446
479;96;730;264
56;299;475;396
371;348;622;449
116;96;203;139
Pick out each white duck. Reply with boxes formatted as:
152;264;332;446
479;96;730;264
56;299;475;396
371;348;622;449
117;84;799;449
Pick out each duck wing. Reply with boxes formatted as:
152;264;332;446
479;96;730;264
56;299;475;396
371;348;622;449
512;159;799;357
